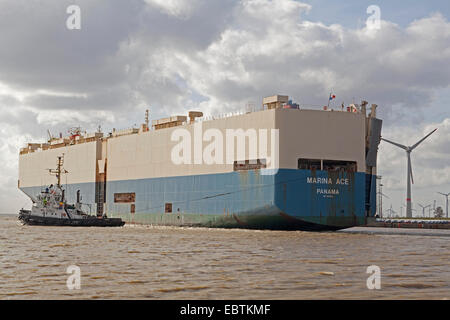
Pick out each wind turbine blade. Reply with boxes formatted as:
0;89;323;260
409;156;414;184
411;128;437;150
380;137;408;150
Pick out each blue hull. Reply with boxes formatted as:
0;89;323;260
20;169;376;231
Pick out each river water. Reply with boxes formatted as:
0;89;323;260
1;215;449;299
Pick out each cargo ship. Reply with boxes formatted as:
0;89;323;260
18;95;382;231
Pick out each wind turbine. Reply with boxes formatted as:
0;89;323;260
437;192;449;218
381;128;437;218
386;205;396;218
418;203;431;218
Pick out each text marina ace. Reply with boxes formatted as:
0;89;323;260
307;177;350;196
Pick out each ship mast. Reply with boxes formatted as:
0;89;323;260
145;109;149;131
48;155;68;188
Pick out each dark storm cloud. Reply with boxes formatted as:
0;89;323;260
0;0;238;116
0;0;143;91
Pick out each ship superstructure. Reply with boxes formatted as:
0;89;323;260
18;95;382;230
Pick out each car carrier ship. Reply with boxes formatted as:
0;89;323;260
18;95;382;231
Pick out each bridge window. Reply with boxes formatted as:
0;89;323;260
298;158;321;170
323;160;357;172
298;158;357;172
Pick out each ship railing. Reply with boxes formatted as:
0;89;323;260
192;109;251;123
189;104;357;124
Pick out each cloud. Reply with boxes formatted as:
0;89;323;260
3;1;447;118
0;114;35;213
163;7;450;121
143;0;201;18
0;0;143;91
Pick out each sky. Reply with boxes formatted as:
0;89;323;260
0;0;449;216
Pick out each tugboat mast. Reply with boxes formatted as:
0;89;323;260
48;155;68;188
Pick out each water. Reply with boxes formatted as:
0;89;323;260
1;215;449;299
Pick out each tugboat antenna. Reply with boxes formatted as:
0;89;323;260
48;155;68;188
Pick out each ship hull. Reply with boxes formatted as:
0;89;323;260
18;210;125;227
20;169;375;231
112;211;344;231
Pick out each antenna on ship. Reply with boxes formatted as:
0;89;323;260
381;128;437;218
48;154;68;189
145;109;150;131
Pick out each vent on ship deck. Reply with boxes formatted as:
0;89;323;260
298;158;357;172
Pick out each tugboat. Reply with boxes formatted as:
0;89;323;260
18;156;125;227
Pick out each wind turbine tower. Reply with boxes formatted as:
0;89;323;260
437;192;449;218
386;205;396;218
381;128;437;218
376;176;389;218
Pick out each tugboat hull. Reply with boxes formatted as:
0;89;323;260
19;210;125;227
